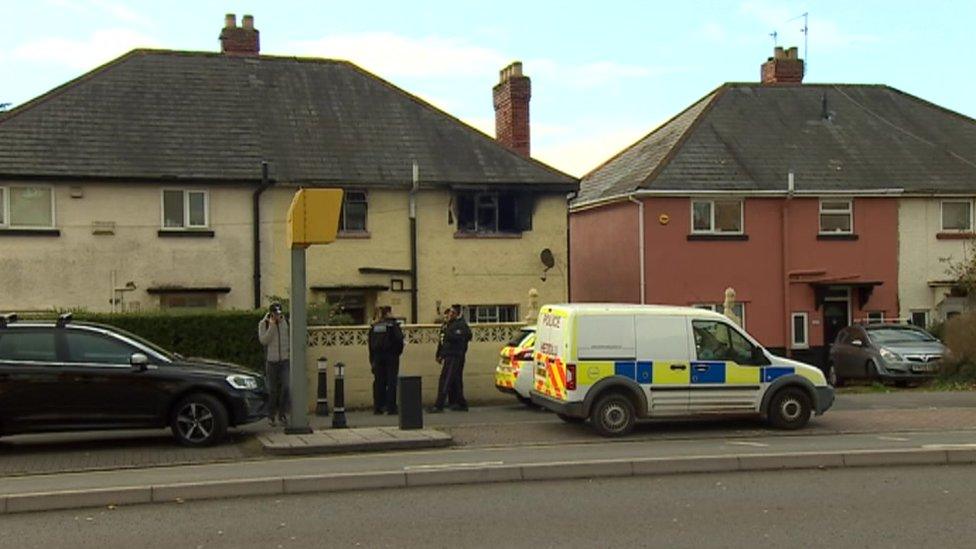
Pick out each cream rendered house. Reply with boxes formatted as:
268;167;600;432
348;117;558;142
0;15;577;323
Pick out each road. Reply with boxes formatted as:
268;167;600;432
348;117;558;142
2;465;974;548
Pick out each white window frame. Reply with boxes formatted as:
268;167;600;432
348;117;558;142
160;189;209;229
0;185;56;229
465;304;519;324
693;303;746;328
690;199;744;235
338;189;369;233
940;199;973;232
867;311;885;324
791;312;809;349
692;303;717;311
819;199;853;235
910;310;929;329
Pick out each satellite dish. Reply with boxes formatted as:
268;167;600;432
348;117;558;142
540;248;555;269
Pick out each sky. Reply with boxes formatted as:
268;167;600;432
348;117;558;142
1;0;974;176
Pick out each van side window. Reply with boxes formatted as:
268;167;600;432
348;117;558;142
692;321;754;365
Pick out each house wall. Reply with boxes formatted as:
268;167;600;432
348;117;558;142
569;196;899;357
0;181;254;311
898;198;974;322
569;201;640;303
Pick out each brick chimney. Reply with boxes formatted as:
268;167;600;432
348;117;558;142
493;62;531;157
219;13;260;56
761;46;804;85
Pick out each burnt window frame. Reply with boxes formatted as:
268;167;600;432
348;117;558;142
455;190;534;235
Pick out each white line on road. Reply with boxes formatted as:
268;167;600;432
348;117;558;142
877;436;910;442
725;441;769;448
921;444;976;449
404;461;505;471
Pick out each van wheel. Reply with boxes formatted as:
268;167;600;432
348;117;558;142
516;395;535;407
590;393;636;437
556;413;585;424
171;393;228;447
766;387;812;430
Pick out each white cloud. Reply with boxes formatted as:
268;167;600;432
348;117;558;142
12;28;159;70
534;124;654;177
740;1;879;49
285;32;508;78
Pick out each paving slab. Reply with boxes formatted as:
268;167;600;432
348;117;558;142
257;427;452;456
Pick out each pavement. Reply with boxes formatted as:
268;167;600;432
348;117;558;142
3;465;972;548
258;427;451;455
0;390;974;514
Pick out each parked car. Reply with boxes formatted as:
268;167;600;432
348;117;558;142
494;327;536;406
827;323;945;387
531;304;834;437
0;314;267;446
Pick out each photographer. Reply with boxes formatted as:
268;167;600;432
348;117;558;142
257;303;290;427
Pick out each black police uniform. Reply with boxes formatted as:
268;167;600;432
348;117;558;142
368;317;405;413
432;316;472;410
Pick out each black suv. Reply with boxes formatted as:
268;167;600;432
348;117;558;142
0;314;267;446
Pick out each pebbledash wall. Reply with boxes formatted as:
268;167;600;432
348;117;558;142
570;195;899;363
299;322;525;410
0;182;254;311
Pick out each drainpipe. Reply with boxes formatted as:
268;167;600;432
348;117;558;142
253;161;275;309
567;190;577;302
628;195;646;304
409;162;420;323
782;171;794;356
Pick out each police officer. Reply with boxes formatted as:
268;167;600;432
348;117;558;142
428;304;472;412
368;306;405;415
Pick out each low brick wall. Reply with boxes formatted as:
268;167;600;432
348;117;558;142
300;323;526;411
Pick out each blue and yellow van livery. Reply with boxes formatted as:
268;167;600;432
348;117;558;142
531;304;835;437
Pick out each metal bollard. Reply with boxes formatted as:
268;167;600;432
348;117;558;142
332;361;348;429
315;357;330;416
398;375;423;430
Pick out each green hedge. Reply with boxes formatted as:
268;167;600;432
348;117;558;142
75;311;267;372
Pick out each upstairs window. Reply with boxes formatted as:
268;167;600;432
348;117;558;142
456;191;534;235
162;189;208;229
1;186;55;228
691;200;742;234
819;199;853;234
941;200;972;232
338;190;368;233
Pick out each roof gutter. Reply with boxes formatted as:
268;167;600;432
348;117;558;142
253;161;275;309
571;188;906;212
628;195;646;304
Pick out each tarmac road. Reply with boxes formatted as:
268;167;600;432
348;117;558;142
1;464;974;548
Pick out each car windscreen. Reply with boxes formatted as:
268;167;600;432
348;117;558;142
507;329;534;347
868;328;937;344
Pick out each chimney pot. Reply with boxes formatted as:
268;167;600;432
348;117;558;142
224;13;236;28
219;13;259;56
242;14;254;29
493;61;531;157
761;45;804;85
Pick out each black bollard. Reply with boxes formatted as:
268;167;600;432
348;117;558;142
332;361;348;429
315;357;330;416
398;375;423;430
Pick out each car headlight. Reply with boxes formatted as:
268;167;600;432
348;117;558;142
226;374;259;390
879;348;903;362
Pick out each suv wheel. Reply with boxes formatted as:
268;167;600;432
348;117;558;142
171;393;228;447
767;387;812;430
590;392;636;437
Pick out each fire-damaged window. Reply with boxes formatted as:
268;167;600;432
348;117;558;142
455;191;534;235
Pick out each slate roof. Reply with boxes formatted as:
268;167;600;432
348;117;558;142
0;50;576;190
577;83;976;205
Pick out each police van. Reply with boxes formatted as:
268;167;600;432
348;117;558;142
530;304;834;437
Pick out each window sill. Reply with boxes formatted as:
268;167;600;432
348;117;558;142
0;228;61;237
817;233;859;241
936;232;975;240
338;230;371;239
454;231;523;239
687;233;748;241
158;229;215;238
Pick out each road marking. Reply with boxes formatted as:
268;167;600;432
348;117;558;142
921;444;976;450
726;441;769;448
404;461;505;471
877;436;909;442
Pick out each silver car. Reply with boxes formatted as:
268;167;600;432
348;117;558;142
828;324;945;387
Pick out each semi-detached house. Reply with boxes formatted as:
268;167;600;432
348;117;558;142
571;47;976;367
0;15;577;323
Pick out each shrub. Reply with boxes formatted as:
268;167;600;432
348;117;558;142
75;310;267;372
938;312;976;385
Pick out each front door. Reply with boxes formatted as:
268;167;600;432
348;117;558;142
823;300;850;353
688;320;763;413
